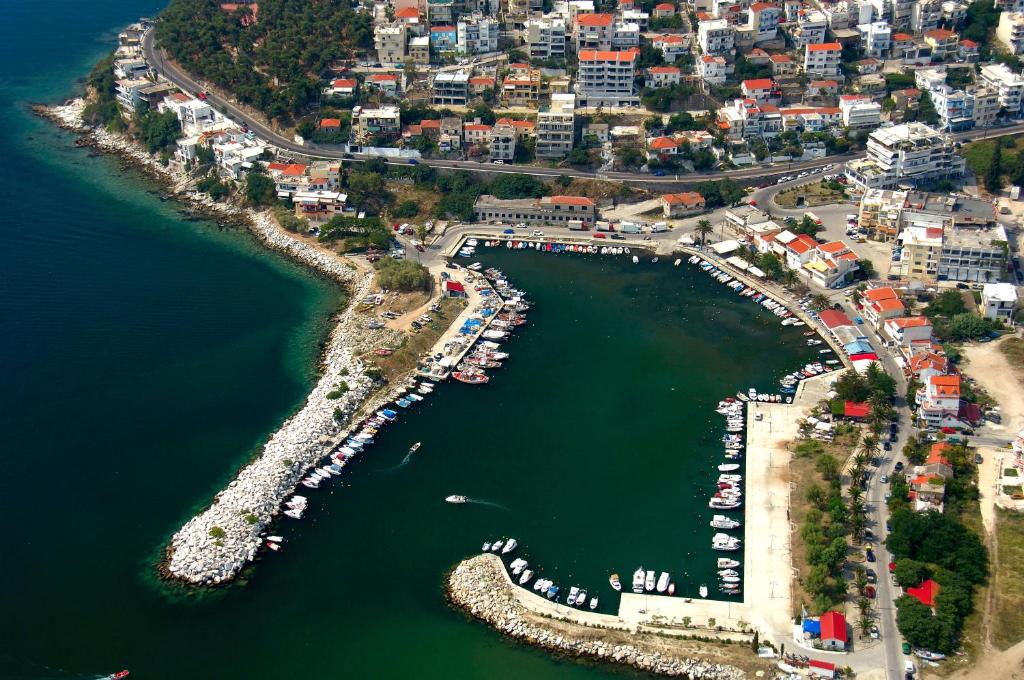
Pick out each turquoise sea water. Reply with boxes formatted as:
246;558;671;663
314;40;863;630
0;4;817;679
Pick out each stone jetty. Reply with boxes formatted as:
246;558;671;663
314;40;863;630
447;555;752;679
37;98;416;585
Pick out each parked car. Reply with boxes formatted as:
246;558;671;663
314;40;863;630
884;442;892;451
881;474;889;484
592;233;606;239
894;461;904;472
866;568;877;583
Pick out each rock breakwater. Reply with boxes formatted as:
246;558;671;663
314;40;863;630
447;555;750;679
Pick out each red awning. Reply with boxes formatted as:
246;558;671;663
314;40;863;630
849;352;879;362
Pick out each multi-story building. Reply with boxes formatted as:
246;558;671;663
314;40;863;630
646;65;682;88
474;194;597;226
998;12;1024;54
844;122;965;189
910;0;943;33
429;25;458;52
916;374;961;429
741;78;782;104
698;55;731;84
489;124;517;161
981;283;1018;321
859;22;891;58
748;2;783;43
698;19;735;55
804;42;842;77
352;105;401;143
623;9;650;30
501;64;542;107
897;225;943;279
575;13;614;51
426;0;454;25
457;13;498;54
653;33;689;61
575;49;639;107
431;71;470;106
840;95;882;127
374;24;407;64
791;10;828;48
973;87;1000;128
612;21;641;49
526;16;567;59
980;62;1024;113
536;93;576;158
408;36;430;64
858;188;908;240
938;224;1009;283
923;28;958;59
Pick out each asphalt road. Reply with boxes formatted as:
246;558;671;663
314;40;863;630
141;27;1024;190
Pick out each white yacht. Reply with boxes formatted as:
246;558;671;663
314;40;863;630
699;584;708;598
710;515;741;529
632;567;645;593
645;570;656;592
656;572;670;593
589;596;598;610
445;495;467;504
519;569;533;585
501;538;517;554
567;587;579;606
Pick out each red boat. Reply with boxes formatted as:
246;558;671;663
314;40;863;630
110;672;130;680
453;371;490;385
374;348;394;356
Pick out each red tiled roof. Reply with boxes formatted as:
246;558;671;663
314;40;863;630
431;25;456;32
925;29;956;40
268;162;307;176
928;442;951;466
469;77;495;85
909;351;947;374
818;240;849;254
844;402;870;418
464;124;492;132
750;1;778;10
961;39;978;48
873;298;906;313
331;78;357;88
742;78;776;90
371;73;398;82
892;32;913;41
395;6;420;18
819;611;848;643
819;309;853;329
807;42;842;51
649;66;682;73
770;54;793;62
319;118;342;128
577;12;614;26
907;579;940;607
547;195;595;206
655;2;675;9
891;316;931;328
650;136;679;150
578;49;639;61
863;287;898;302
663;191;704;206
930;374;961;397
809;79;838;88
419;119;441;129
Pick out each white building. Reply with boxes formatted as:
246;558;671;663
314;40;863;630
526;16;567;59
981;283;1018;321
792;10;828;49
575;49;639;107
352;105;401;142
575;12;614;51
998;12;1024;54
457;14;499;54
698;55;730;85
859;21;891;58
804;41;842;77
839;95;882;128
748;2;783;43
489;124;517;161
374;23;407;64
432;71;470;106
910;0;943;35
612;21;641;49
845;122;966;189
698;19;735;56
536;93;576;158
979;63;1024;114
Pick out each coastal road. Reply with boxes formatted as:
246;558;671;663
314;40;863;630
140;28;1024;190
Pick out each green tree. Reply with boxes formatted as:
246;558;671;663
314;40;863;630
374;257;431;291
815;454;841;481
986;141;1005;193
136;109;181;152
895;559;931;587
695;219;713;245
245;166;277;206
947;313;993;341
924;290;967;318
486;174;549;199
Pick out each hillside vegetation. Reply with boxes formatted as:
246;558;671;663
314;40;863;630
156;0;372;122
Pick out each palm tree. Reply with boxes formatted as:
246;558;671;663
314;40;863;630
810;293;831;311
853;565;868;595
857;597;872;618
782;269;798;287
695;219;713;245
859;616;873;639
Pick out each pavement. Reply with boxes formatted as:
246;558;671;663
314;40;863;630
140;28;1024;190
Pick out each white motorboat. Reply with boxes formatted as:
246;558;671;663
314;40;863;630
446;495;468;504
284;508;303;519
718;463;741;472
533;578;547;592
519;569;533;585
576;589;587;607
609;573;621;591
266;536;284;543
699;584;708;598
711;515;741;529
718;569;739;577
657;572;670;593
632;567;645;593
510;558;527;575
645;570;656;592
632;255;639;264
720;575;741;584
567;587;579;606
718;558;740;569
502;538;517;554
491;540;504;552
589;596;598;610
482;542;491;552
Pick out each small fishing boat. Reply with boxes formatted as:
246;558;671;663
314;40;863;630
453;371;490;385
482;542;491;552
719;569;739;577
645;570;656;592
266;536;284;543
673;258;681;266
710;515;741;529
567;587;579;606
657;572;670;593
284;508;303;519
266;541;281;552
546;584;559;599
510;558;527;575
609;573;621;591
445;495;468;504
491;540;504;552
589;596;598;610
519;569;533;585
374;348;394;356
718;558;740;569
409;442;422;454
699;584;708;598
667;583;675;596
108;672;130;680
632;255;639;264
576;589;588;607
502;538;518;554
718;463;741;472
632;567;645;593
720;575;741;584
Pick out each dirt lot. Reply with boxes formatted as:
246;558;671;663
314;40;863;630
369;297;465;381
775;182;849;209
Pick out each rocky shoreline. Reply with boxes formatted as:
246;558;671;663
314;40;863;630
35;98;413;585
447;555;752;679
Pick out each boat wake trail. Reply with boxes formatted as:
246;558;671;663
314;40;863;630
465;498;510;511
378;453;413;471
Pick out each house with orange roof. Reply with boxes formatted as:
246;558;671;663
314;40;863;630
884;315;933;350
468;76;495;95
324;78;357;96
369;73;401;95
959;38;979;62
747;2;782;43
653;33;689;60
924;28;959;59
501;64;541;107
646;65;682;89
653;2;676;18
800;240;860;288
768;54;796;76
647;135;679;160
907;350;948;381
916;374;962;428
741;78;781;105
575;49;640;107
496;118;537;138
575;13;615;51
890;32;915;59
783;233;820;269
804;42;842;77
698;55;731;85
661;192;706;218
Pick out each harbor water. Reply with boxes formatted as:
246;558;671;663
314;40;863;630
0;3;817;678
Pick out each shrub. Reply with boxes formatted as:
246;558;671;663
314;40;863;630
374;257;431;292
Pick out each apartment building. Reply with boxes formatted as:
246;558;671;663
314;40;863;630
501;64;542;107
374;23;407;64
653;33;689;61
910;0;943;35
844;122;965;189
916;374;961;429
457;13;498;54
999;12;1024;54
489;124;517;161
575;13;614;51
973;87;1000;128
352;105;401;143
575;49;640;107
748;2;783;43
526;16;567;59
981;283;1018;321
431;71;470;106
804;42;842;77
897;225;943;279
426;0;454;24
536;93;576;159
938;224;1009;283
923;28;958;59
840;95;882;128
612;21;641;49
859;22;892;58
429;25;458;52
791;10;828;49
979;63;1024;113
698;19;736;56
698;55;731;84
646;65;682;88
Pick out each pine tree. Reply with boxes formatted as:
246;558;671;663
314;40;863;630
986;142;1005;193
